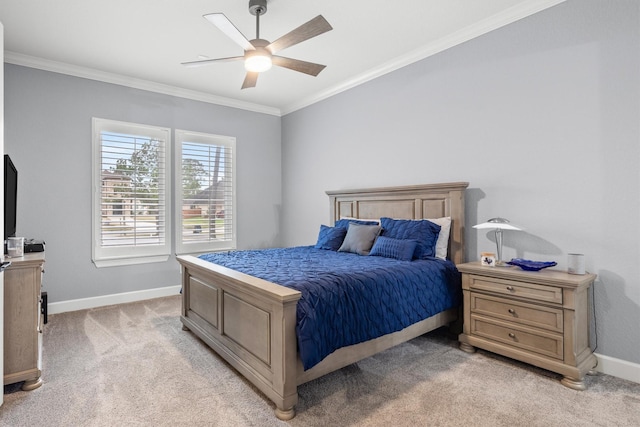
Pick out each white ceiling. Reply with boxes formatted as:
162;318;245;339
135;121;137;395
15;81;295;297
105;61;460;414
0;0;564;115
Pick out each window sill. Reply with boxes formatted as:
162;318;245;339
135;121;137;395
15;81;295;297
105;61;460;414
93;254;170;268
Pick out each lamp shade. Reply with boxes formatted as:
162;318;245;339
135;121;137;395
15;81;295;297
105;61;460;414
473;217;523;231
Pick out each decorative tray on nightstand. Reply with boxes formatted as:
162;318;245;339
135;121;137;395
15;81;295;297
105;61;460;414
506;258;557;271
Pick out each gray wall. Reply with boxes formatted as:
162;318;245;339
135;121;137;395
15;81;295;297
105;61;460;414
281;0;640;364
4;65;282;303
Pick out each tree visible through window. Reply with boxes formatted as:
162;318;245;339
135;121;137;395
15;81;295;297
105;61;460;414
175;129;236;254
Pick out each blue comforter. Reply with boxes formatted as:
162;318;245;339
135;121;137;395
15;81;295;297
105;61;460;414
199;247;461;370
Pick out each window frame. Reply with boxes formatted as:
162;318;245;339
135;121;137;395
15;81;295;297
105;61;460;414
92;118;172;267
174;129;237;255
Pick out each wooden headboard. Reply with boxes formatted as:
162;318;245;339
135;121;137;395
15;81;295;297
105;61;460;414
326;182;469;265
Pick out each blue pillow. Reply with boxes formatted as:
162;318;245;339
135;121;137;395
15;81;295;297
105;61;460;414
314;225;347;251
380;217;441;259
334;218;380;229
369;236;417;261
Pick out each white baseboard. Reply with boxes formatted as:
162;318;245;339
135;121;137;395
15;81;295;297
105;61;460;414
46;289;640;386
47;285;181;315
594;353;640;384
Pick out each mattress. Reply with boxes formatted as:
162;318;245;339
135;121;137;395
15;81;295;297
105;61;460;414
199;246;461;369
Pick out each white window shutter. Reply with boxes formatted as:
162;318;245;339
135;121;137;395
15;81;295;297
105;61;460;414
92;118;171;267
175;130;236;255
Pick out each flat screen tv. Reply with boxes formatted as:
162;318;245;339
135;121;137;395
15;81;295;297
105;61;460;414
4;154;18;242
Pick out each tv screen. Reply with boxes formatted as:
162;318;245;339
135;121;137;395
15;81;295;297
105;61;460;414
4;154;18;242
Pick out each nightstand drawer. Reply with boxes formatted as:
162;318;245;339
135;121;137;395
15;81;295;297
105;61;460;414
470;293;563;332
467;275;563;305
470;315;563;360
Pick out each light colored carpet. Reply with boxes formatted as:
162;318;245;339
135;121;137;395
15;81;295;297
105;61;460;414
2;295;638;426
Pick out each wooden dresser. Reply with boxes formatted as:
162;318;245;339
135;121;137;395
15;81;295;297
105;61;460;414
457;261;597;390
3;252;45;390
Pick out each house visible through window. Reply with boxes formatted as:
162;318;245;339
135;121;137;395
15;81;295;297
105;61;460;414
175;129;236;255
92;118;171;267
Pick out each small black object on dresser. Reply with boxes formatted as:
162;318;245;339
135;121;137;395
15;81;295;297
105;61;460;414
24;239;45;253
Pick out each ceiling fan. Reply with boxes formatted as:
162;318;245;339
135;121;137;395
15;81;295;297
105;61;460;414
182;0;333;89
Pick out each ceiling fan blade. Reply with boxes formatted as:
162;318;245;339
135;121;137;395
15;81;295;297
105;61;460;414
267;15;332;54
272;56;326;76
241;72;259;89
181;56;244;68
204;13;255;51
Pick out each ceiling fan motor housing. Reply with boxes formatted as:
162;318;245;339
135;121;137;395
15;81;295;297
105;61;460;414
249;0;267;16
246;39;272;60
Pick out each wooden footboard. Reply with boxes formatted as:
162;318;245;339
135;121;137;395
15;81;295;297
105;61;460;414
180;253;457;419
178;255;302;420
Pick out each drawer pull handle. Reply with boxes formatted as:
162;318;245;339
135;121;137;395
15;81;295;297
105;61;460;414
508;308;516;314
508;333;516;339
505;286;515;291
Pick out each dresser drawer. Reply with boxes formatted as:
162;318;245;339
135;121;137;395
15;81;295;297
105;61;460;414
470;293;563;332
470;315;563;360
467;274;562;305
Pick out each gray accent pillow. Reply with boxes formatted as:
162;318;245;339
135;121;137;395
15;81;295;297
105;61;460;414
338;223;382;255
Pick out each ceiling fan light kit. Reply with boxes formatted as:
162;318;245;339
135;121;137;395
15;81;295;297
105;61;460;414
244;39;272;72
244;52;272;72
182;0;332;89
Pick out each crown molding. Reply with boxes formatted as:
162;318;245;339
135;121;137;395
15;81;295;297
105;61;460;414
4;51;282;117
4;0;564;118
280;0;566;115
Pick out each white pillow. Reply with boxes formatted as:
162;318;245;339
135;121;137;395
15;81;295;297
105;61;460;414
339;216;380;224
427;217;451;260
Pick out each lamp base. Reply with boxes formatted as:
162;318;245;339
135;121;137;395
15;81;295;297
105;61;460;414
495;260;511;267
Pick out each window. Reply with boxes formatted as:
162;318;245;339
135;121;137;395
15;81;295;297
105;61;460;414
175;130;236;255
92;118;171;267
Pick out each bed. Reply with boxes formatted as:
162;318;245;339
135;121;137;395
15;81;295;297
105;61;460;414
177;182;468;419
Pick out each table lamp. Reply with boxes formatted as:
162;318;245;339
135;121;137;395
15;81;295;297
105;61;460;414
473;218;523;266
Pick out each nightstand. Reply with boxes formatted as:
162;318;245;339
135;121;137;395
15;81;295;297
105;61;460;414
457;261;597;390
